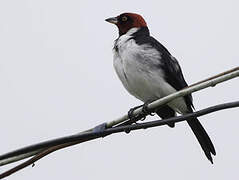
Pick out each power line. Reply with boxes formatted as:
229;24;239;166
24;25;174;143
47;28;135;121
0;101;239;179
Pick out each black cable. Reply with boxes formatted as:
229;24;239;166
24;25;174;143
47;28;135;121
0;101;238;166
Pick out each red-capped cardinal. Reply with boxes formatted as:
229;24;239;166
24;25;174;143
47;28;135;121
106;12;216;163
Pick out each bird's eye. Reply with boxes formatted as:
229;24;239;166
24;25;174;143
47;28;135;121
121;16;128;22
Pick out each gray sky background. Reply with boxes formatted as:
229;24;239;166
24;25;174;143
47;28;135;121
0;0;238;179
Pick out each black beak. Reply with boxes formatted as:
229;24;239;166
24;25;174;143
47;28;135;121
105;17;118;24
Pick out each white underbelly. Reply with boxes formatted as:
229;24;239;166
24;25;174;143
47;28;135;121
115;58;185;108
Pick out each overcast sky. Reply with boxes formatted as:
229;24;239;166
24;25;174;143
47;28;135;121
0;0;238;179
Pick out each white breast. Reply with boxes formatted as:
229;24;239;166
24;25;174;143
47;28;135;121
112;28;188;113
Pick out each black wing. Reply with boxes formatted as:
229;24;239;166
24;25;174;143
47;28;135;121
134;33;194;110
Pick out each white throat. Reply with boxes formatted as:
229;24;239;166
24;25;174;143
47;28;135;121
125;27;140;36
114;27;139;49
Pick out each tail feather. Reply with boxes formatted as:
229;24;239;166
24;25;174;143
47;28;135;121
155;105;216;163
187;118;216;163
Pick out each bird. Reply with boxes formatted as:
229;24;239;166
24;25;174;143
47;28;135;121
105;12;216;163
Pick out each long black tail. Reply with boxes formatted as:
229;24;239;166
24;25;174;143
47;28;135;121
155;105;216;163
156;105;216;163
187;117;216;163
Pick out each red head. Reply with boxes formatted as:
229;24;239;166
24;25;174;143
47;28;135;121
105;13;147;36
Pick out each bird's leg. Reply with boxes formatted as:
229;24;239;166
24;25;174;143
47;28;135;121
141;100;155;117
128;101;155;122
128;104;143;121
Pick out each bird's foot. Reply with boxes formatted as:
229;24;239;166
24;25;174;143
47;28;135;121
128;105;143;120
128;101;154;122
141;101;154;117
